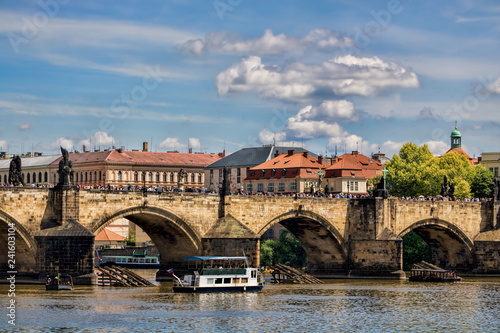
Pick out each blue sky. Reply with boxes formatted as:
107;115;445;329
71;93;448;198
1;0;499;158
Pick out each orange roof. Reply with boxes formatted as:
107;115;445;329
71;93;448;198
95;228;125;242
445;148;478;165
51;150;221;167
326;152;384;179
246;151;327;180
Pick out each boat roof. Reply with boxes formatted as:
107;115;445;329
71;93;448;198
183;256;249;261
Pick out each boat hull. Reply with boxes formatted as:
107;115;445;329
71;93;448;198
173;284;263;293
45;284;73;291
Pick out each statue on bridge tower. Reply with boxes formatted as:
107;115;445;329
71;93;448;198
8;155;25;186
57;147;74;186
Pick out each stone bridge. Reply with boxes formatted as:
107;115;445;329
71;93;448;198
1;187;499;281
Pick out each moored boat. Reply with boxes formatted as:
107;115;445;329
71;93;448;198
45;274;73;290
171;256;264;293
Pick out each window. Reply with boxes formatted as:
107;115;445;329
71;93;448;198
117;171;122;181
279;183;285;191
247;183;253;192
290;182;297;191
268;183;274;192
191;173;195;183
163;173;167;182
27;173;30;183
99;171;102;181
156;172;160;182
257;183;264;192
38;172;42;183
32;172;36;183
134;171;138;181
89;172;92;182
198;173;202;183
44;172;48;182
170;173;174;182
267;229;275;238
224;278;231;284
148;172;153;181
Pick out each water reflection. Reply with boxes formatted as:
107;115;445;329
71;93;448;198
1;278;499;332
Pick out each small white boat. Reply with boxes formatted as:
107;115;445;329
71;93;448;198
171;256;264;293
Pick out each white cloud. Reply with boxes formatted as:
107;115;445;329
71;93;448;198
488;77;500;94
158;137;186;151
188;138;202;151
424;140;450;156
80;131;117;149
0;140;7;151
53;137;75;151
216;55;419;102
258;129;287;145
18;122;31;130
181;29;353;56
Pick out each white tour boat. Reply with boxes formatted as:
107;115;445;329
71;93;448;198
171;256;264;293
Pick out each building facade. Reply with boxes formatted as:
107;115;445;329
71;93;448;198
244;150;327;194
479;152;500;180
204;145;312;193
0;148;222;190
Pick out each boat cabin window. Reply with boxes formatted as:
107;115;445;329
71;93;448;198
251;270;257;278
241;278;248;283
215;278;223;284
224;278;231;284
232;278;240;284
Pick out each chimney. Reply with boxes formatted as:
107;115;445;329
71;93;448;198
82;145;86;153
318;155;323;164
143;141;148;152
302;152;308;157
189;147;193;154
352;151;358;156
274;150;280;158
287;150;294;156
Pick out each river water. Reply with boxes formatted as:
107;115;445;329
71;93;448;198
1;272;499;332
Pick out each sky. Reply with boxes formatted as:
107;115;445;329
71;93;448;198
1;0;499;159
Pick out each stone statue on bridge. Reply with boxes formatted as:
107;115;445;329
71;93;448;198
177;168;187;189
57;147;74;186
8;155;25;186
492;179;500;201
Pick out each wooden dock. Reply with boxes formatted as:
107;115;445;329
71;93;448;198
95;265;156;287
270;264;324;284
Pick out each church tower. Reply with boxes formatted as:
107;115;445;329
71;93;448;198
450;123;462;149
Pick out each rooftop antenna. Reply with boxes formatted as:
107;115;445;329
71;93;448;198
335;145;338;157
273;133;276;146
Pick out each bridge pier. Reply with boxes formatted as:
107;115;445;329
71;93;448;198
345;199;405;279
34;186;95;284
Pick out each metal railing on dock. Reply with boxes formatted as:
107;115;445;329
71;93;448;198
95;265;156;287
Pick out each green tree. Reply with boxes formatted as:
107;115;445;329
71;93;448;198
402;231;432;271
469;165;494;198
260;230;306;268
386;143;439;197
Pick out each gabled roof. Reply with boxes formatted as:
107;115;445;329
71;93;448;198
326;152;384;179
205;145;312;169
50;150;222;167
245;151;327;180
95;228;126;242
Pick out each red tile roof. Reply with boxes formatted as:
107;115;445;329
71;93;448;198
95;228;125;242
325;152;384;179
445;148;478;165
51;150;222;167
245;151;327;180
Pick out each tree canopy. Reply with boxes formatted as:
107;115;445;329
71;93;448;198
386;142;493;198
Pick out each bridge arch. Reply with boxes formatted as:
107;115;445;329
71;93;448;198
0;210;37;272
260;210;347;275
93;206;202;264
399;218;475;271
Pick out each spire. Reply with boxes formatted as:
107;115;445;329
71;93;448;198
451;123;462;149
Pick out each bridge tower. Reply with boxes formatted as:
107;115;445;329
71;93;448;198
34;184;95;283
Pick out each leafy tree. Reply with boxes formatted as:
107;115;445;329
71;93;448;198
386;143;439;197
402;231;431;271
469;165;494;198
387;143;493;199
260;230;306;268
